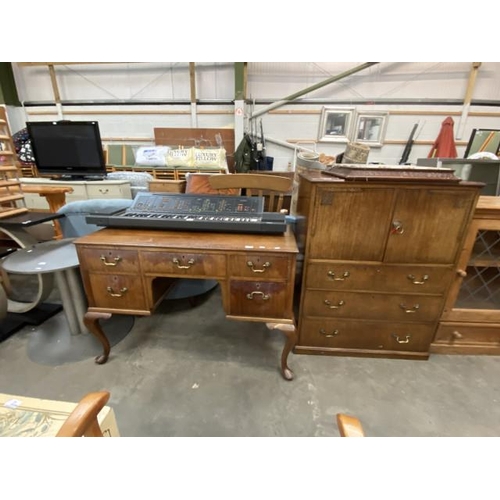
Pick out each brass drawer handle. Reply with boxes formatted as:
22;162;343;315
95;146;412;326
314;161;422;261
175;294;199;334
391;220;404;235
246;291;270;300
392;334;411;344
247;261;271;273
106;286;128;297
327;271;350;281
320;328;339;338
407;274;429;285
324;299;345;309
100;255;122;266
172;257;195;269
452;330;463;339
399;303;419;313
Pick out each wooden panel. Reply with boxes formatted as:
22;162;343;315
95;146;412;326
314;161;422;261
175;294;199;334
431;322;500;354
148;180;186;193
384;188;478;264
305;261;453;294
154;127;235;171
309;186;395;261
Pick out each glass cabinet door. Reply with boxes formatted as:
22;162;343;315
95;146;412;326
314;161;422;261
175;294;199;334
455;228;500;311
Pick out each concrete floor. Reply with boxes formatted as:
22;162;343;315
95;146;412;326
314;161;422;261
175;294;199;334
1;284;500;437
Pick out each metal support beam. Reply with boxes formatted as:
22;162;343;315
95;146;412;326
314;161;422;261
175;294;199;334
250;62;379;119
47;64;63;119
234;62;247;101
189;62;197;127
234;63;247;145
0;63;20;106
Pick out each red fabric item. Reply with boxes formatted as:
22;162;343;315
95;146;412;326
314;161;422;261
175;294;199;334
428;117;458;158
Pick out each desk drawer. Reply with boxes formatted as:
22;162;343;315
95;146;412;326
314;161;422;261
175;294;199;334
306;261;452;294
66;184;87;197
78;247;139;273
87;274;147;311
141;251;226;278
229;254;292;279
86;183;131;199
299;317;435;352
228;280;288;319
302;290;444;322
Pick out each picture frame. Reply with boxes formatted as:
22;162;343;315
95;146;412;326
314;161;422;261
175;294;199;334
464;128;500;158
318;107;354;143
352;111;388;147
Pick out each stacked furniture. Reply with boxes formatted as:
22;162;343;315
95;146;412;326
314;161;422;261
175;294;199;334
105;127;234;180
294;166;483;360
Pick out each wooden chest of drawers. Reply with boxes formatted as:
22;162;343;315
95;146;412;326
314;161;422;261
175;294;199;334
294;170;482;360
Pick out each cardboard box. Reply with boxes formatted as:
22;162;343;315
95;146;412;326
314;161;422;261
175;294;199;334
0;393;120;437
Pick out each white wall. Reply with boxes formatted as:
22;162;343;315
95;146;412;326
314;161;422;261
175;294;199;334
7;62;500;171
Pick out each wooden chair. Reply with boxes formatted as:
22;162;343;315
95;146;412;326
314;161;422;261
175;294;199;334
56;391;111;437
208;173;293;214
336;413;365;437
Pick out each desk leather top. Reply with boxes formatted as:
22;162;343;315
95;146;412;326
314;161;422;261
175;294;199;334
75;227;299;254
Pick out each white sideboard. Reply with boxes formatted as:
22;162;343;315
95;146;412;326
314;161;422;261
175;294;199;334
20;178;133;210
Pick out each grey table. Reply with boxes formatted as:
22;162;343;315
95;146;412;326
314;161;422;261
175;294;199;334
1;238;85;335
1;238;134;365
0;211;63;314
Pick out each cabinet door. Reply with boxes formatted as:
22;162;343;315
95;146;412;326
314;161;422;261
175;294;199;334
384;188;477;264
443;219;500;322
309;186;395;261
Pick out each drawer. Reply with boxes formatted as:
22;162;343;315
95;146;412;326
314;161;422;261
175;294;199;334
229;254;292;279
305;261;452;294
87;273;148;312
228;280;289;319
141;251;226;278
302;290;444;322
434;322;500;346
86;183;131;199
66;184;87;197
77;247;139;273
299;317;435;352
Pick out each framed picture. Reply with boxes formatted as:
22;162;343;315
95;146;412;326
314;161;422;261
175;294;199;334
318;107;354;143
352;111;388;147
464;128;500;158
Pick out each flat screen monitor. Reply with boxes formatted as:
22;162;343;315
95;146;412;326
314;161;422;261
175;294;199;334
26;120;106;179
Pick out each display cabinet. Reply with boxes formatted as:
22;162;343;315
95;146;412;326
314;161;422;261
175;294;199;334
432;196;500;354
